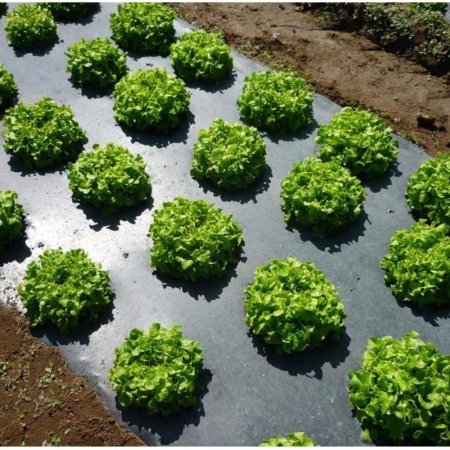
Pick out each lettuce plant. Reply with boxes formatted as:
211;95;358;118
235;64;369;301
237;71;314;133
2;98;87;170
380;220;450;307
149;197;243;281
66;37;128;89
281;157;367;236
0;63;18;111
260;432;316;447
406;152;450;226
170;30;233;83
113;68;191;133
191;119;267;191
349;332;450;444
109;323;204;415
43;3;99;22
110;3;176;55
316;107;399;176
5;4;58;50
245;257;346;354
0;190;25;248
17;248;112;333
68;143;152;211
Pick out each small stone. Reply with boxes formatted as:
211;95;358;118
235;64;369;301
122;252;129;259
37;242;44;248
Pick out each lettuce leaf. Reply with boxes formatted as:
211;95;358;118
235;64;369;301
316;107;399;176
245;257;346;354
112;68;191;133
260;432;317;447
66;37;128;89
407;152;450;226
281;157;367;236
68;143;152;212
349;332;450;444
109;323;204;416
0;190;25;248
380;220;450;306
0;63;18;111
170;30;233;83
2;98;87;170
18;248;112;333
110;3;176;55
238;70;314;133
5;4;57;50
149;197;243;281
191;118;266;190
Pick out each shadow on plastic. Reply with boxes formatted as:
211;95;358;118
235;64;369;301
0;233;32;266
117;111;195;149
183;71;238;94
153;249;247;302
264;117;319;144
286;211;369;254
196;165;273;205
362;162;403;193
74;195;154;232
13;40;59;58
249;330;351;380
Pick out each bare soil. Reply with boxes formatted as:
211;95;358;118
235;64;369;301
0;305;143;446
174;3;450;156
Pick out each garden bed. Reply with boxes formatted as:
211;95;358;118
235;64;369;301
174;2;450;156
1;3;450;446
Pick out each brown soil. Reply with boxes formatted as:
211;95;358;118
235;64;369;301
174;3;450;156
0;305;143;446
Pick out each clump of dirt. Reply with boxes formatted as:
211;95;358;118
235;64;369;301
173;3;450;156
0;305;143;446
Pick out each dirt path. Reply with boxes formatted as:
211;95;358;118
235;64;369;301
174;3;450;156
0;305;143;446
